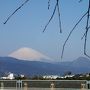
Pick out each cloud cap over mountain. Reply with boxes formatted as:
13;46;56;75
8;47;52;62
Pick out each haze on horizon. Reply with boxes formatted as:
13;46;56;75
0;0;90;61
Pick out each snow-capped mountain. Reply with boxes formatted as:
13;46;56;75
8;47;52;62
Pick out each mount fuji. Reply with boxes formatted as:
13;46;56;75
8;47;53;62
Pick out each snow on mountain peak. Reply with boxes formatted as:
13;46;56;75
8;47;52;62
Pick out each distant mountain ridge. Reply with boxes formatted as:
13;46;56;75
0;56;90;76
70;57;90;67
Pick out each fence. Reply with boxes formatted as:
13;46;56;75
0;80;89;90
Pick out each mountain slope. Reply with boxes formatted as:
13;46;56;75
69;57;90;73
0;57;90;76
0;57;64;76
71;57;90;67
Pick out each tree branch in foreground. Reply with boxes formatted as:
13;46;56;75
61;11;88;59
43;0;62;33
3;0;30;24
61;0;90;59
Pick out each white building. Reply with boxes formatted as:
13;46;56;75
64;75;75;78
43;75;60;79
1;72;15;80
8;73;15;80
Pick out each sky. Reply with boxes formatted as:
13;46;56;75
0;0;90;61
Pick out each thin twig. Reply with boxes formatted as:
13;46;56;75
57;0;62;33
81;32;86;40
48;0;51;9
61;11;88;59
43;0;62;33
84;0;90;58
81;26;90;40
81;17;90;40
3;0;30;24
43;2;57;32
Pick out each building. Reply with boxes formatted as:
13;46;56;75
1;72;15;80
43;75;60;79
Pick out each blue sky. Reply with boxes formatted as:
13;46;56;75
0;0;89;61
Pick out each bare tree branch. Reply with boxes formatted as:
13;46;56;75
43;2;57;32
84;0;90;58
3;0;30;24
57;0;62;33
61;0;90;59
61;11;88;59
43;0;62;33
